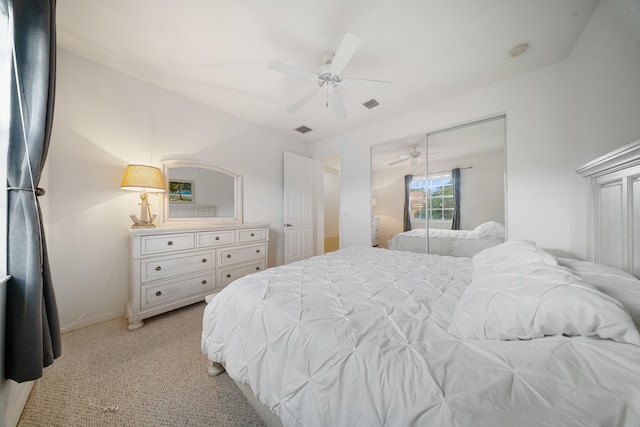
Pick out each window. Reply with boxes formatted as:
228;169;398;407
410;174;454;221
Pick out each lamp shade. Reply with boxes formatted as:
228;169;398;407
121;164;165;192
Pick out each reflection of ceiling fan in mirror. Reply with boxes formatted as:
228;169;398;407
267;32;391;120
388;146;425;166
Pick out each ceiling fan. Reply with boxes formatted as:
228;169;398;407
388;146;424;166
267;32;391;120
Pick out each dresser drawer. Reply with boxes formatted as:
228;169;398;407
218;261;266;288
141;272;215;309
218;243;266;266
141;250;214;283
237;227;267;243
141;233;195;255
197;230;235;247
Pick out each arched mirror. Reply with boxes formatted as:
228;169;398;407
162;161;243;224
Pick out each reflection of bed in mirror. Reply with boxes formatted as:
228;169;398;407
169;205;216;218
388;221;505;256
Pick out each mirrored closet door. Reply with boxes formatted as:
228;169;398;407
425;116;506;254
371;115;506;255
371;136;428;251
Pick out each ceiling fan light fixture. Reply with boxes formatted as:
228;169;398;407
268;32;390;121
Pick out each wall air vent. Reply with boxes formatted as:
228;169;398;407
362;99;380;109
294;126;313;134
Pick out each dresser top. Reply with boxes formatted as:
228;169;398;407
128;222;270;236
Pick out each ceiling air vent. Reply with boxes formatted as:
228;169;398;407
294;126;313;134
362;98;380;109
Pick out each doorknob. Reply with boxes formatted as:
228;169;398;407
285;223;293;227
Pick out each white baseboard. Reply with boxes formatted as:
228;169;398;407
60;309;125;334
2;380;33;427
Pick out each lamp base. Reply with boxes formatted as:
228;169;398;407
130;214;157;228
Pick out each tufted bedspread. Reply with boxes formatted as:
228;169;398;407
388;228;503;256
201;246;640;427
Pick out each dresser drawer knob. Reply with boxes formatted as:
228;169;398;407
202;280;207;285
227;254;232;259
256;249;260;253
155;266;162;271
250;233;255;237
155;291;162;296
256;267;260;271
167;241;173;246
226;273;231;278
202;258;207;263
215;236;220;240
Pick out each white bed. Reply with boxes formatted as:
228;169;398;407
388;221;505;256
202;142;640;427
202;244;640;427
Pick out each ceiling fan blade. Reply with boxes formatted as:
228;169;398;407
286;90;318;113
330;91;347;120
329;32;362;75
341;77;392;89
388;157;410;166
268;61;318;80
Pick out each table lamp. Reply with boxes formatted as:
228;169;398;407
121;164;165;228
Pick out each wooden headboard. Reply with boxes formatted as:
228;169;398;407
576;139;640;278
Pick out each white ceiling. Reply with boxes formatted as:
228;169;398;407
56;0;600;143
371;116;505;171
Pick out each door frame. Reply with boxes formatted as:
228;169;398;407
313;150;343;255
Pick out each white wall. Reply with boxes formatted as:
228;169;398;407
48;50;308;331
564;0;640;256
310;0;640;258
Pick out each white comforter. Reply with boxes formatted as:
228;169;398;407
388;228;503;256
202;247;640;427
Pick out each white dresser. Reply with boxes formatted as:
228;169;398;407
372;217;380;247
126;223;269;330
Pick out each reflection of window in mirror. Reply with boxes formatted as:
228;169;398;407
409;173;454;225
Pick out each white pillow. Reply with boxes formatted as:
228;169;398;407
472;239;558;271
558;258;640;327
448;261;640;345
473;221;506;237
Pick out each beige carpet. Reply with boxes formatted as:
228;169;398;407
18;302;266;426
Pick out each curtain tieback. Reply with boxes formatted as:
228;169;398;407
7;187;46;196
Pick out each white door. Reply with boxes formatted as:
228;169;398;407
284;151;313;264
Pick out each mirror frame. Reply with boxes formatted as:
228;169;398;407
161;161;243;225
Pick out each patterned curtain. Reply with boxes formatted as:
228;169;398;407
4;0;61;382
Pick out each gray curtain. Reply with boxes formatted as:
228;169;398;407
451;168;461;230
4;0;61;383
403;174;413;232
